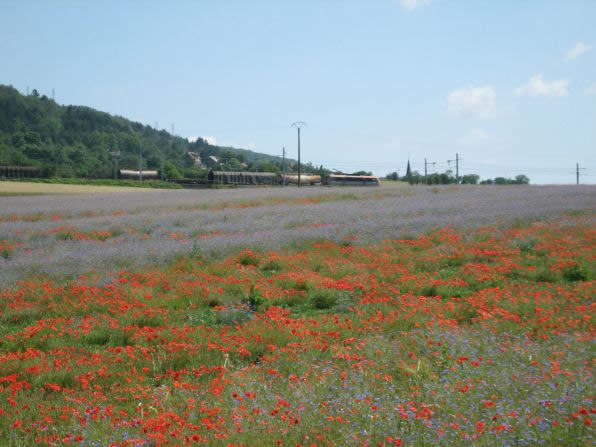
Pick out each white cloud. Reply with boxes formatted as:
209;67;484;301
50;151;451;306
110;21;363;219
447;85;496;119
515;74;568;97
202;136;217;145
585;83;596;96
187;136;198;143
399;0;430;10
458;128;490;145
566;41;591;60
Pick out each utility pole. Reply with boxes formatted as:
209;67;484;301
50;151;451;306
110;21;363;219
576;162;586;185
424;158;436;185
108;148;120;180
52;88;55;101
282;147;286;186
291;122;306;187
139;140;143;181
447;153;461;183
171;123;174;136
26;85;29;95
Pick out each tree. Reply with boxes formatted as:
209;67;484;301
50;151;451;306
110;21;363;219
0;84;292;180
461;174;479;184
514;174;530;184
162;160;182;180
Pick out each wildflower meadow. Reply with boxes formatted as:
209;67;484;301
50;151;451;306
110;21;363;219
0;184;594;446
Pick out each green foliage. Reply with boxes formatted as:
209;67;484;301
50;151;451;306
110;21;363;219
162;160;182;180
461;174;479;184
238;252;260;267
260;259;283;273
308;288;339;310
242;285;265;311
0;84;291;180
562;263;590;282
482;175;530;185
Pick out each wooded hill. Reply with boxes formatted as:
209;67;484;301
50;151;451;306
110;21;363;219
0;84;296;178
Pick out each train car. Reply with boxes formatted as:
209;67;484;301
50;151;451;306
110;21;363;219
208;171;281;185
282;174;321;185
0;166;40;179
322;174;380;186
119;169;159;180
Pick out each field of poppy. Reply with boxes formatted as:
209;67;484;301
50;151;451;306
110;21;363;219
0;184;594;446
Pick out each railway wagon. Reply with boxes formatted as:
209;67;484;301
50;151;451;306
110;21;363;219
322;174;380;186
282;174;322;185
208;171;281;185
119;169;159;180
0;166;40;179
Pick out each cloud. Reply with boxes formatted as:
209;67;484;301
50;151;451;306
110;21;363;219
447;85;496;119
202;136;217;145
458;128;490;145
515;74;568;97
585;83;596;96
566;41;591;60
399;0;430;10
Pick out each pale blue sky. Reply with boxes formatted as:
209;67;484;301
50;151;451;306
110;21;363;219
1;0;595;183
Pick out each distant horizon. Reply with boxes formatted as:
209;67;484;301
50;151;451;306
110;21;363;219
2;1;595;184
3;82;593;185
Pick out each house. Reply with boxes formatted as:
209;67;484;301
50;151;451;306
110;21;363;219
187;152;205;169
205;155;220;167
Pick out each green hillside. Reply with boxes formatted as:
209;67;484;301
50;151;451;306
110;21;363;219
0;84;294;179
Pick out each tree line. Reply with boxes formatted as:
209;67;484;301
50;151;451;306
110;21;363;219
0;85;299;179
385;170;530;185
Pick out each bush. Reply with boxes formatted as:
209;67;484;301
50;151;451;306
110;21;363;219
562;263;590;282
242;285;265;311
162;160;182;180
261;259;282;273
309;289;339;310
238;252;259;267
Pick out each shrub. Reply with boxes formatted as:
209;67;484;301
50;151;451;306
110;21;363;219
261;259;282;273
238;252;259;267
242;285;264;311
309;289;339;310
420;284;438;297
562;263;590;282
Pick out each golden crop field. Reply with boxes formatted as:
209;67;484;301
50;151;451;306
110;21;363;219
0;181;151;196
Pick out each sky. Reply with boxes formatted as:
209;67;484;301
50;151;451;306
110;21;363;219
1;0;595;184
